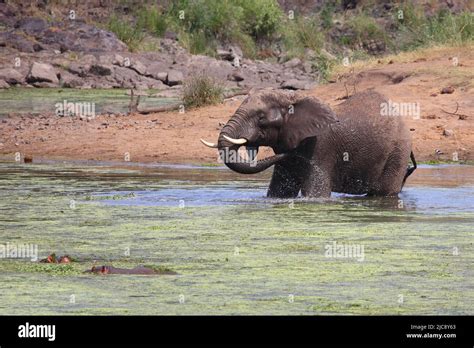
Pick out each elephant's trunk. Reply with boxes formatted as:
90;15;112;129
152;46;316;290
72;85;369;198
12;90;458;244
218;143;286;174
218;115;286;174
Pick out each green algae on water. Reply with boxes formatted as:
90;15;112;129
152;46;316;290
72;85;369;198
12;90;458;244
0;161;472;315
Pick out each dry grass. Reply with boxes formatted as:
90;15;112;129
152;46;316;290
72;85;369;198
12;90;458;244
330;44;474;77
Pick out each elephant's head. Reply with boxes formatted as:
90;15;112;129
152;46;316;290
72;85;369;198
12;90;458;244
201;90;339;174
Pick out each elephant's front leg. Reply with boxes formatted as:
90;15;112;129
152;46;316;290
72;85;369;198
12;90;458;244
267;163;302;198
300;163;332;198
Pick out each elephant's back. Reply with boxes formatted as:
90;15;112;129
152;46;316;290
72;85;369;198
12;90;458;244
333;90;411;145
334;90;387;120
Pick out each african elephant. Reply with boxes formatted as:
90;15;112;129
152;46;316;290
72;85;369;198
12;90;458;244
201;89;416;198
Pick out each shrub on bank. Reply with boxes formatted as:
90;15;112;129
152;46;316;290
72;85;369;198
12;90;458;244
282;15;325;59
347;13;388;47
394;3;473;50
136;6;168;38
107;15;144;52
182;74;224;108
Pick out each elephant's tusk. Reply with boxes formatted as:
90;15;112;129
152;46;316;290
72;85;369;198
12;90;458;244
200;139;218;148
223;135;247;145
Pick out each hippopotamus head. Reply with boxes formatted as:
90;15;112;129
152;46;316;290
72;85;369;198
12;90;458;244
89;265;111;274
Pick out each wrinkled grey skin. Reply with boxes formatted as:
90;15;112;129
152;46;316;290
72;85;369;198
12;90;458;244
216;89;416;198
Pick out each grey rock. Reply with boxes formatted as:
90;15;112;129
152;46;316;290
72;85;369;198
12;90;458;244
5;32;36;53
15;17;48;36
0;3;17;27
0;79;10;88
40;22;127;53
227;71;244;82
283;58;302;69
280;79;316;90
81;54;97;65
302;62;313;73
67;62;90;77
32;81;58;88
113;66;140;88
27;62;59;84
229;45;243;58
93;82;114;89
217;49;234;61
130;60;147;75
147;80;167;89
0;68;24;84
59;70;83;88
89;64;113;76
98;55;114;64
112;54;125;66
441;86;455;94
133;82;149;90
146;62;168;81
155;72;168;82
167;70;184;86
218;45;243;61
443;129;454;137
66;55;96;76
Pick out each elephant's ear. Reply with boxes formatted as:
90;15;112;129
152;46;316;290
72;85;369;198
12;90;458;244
280;97;339;151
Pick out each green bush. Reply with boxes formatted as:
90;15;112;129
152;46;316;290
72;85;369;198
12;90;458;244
170;0;243;41
437;11;473;43
230;30;258;59
179;30;217;56
166;0;281;56
136;6;168;37
237;0;283;41
320;2;337;29
182;74;224;108
166;0;244;55
282;15;325;58
107;15;144;51
347;13;388;46
394;4;473;49
312;53;335;82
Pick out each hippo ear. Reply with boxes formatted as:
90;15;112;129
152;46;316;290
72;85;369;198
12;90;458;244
279;97;339;151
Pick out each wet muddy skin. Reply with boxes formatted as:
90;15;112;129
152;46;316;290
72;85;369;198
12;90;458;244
0;160;472;314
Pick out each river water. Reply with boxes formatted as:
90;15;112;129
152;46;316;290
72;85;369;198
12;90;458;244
0;161;472;314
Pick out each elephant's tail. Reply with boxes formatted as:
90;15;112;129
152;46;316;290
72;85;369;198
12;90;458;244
402;151;417;187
